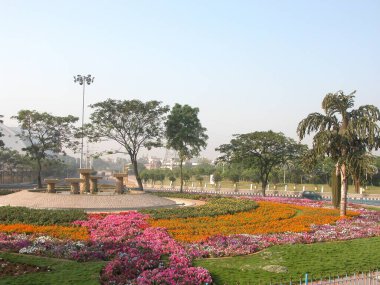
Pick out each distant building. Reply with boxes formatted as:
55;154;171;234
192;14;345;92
145;157;163;170
0;123;28;153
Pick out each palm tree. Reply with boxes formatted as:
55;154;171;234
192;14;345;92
297;91;380;216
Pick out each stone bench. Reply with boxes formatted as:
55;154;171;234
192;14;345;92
89;176;103;194
65;178;85;194
44;179;60;193
78;168;93;194
113;173;129;194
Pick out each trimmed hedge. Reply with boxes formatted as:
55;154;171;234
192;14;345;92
0;206;87;226
141;197;258;219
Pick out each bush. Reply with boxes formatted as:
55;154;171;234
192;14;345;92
141;197;257;219
0;206;87;226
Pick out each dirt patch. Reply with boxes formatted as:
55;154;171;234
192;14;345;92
0;257;50;277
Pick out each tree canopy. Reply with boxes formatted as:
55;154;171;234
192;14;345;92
88;99;169;190
165;103;208;192
297;90;380;216
216;131;305;195
12;110;78;188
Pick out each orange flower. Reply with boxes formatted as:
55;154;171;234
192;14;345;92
0;223;89;241
149;202;358;243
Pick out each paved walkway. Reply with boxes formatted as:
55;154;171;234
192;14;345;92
0;190;185;212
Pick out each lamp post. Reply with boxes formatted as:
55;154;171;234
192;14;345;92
74;74;94;168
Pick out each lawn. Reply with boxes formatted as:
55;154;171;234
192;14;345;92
195;237;380;285
0;252;105;285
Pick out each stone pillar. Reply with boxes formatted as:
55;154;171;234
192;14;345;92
44;179;59;193
65;178;84;194
90;176;102;194
113;173;128;194
78;168;92;194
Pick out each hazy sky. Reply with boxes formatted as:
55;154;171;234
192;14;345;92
1;0;379;159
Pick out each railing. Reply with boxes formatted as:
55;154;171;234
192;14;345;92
266;271;380;285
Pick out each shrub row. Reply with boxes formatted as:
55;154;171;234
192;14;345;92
141;197;257;219
0;206;87;226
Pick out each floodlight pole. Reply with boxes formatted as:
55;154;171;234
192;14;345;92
73;74;94;168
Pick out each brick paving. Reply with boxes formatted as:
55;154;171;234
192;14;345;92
0;190;180;212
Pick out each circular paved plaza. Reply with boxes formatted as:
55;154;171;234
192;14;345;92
0;190;186;212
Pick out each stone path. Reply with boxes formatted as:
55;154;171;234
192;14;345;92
0;190;181;212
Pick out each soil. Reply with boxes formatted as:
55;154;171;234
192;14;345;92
0;257;50;277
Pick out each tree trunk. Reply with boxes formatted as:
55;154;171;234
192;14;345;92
331;168;341;209
37;159;43;189
339;163;348;216
179;159;184;193
353;175;360;194
131;157;143;190
261;179;267;196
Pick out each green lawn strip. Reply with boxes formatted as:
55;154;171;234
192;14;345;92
194;237;380;285
0;252;105;285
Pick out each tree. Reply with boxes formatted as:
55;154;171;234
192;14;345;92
165;104;208;192
12;110;78;188
0;115;4;148
88;99;169;190
348;152;377;193
0;147;28;183
297;91;380;216
213;172;222;189
217;131;305;196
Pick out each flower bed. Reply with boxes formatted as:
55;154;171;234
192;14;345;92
149;201;358;242
0;224;89;241
0;197;379;285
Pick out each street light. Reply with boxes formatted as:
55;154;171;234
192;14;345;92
74;74;95;168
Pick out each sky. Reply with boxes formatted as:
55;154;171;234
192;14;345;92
1;0;379;159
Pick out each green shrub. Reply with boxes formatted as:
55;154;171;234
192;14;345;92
0;206;87;226
141;197;257;219
0;190;18;196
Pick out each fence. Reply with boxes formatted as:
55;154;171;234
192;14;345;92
267;270;380;285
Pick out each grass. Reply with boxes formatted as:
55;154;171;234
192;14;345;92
0;252;105;285
194;237;380;285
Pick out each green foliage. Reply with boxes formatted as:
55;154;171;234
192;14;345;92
297;90;380;215
165;104;208;192
213;172;222;183
195;237;380;285
141;197;257;219
217;131;306;195
0;206;87;226
88;99;169;190
12;110;78;188
0;190;17;196
168;175;176;183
